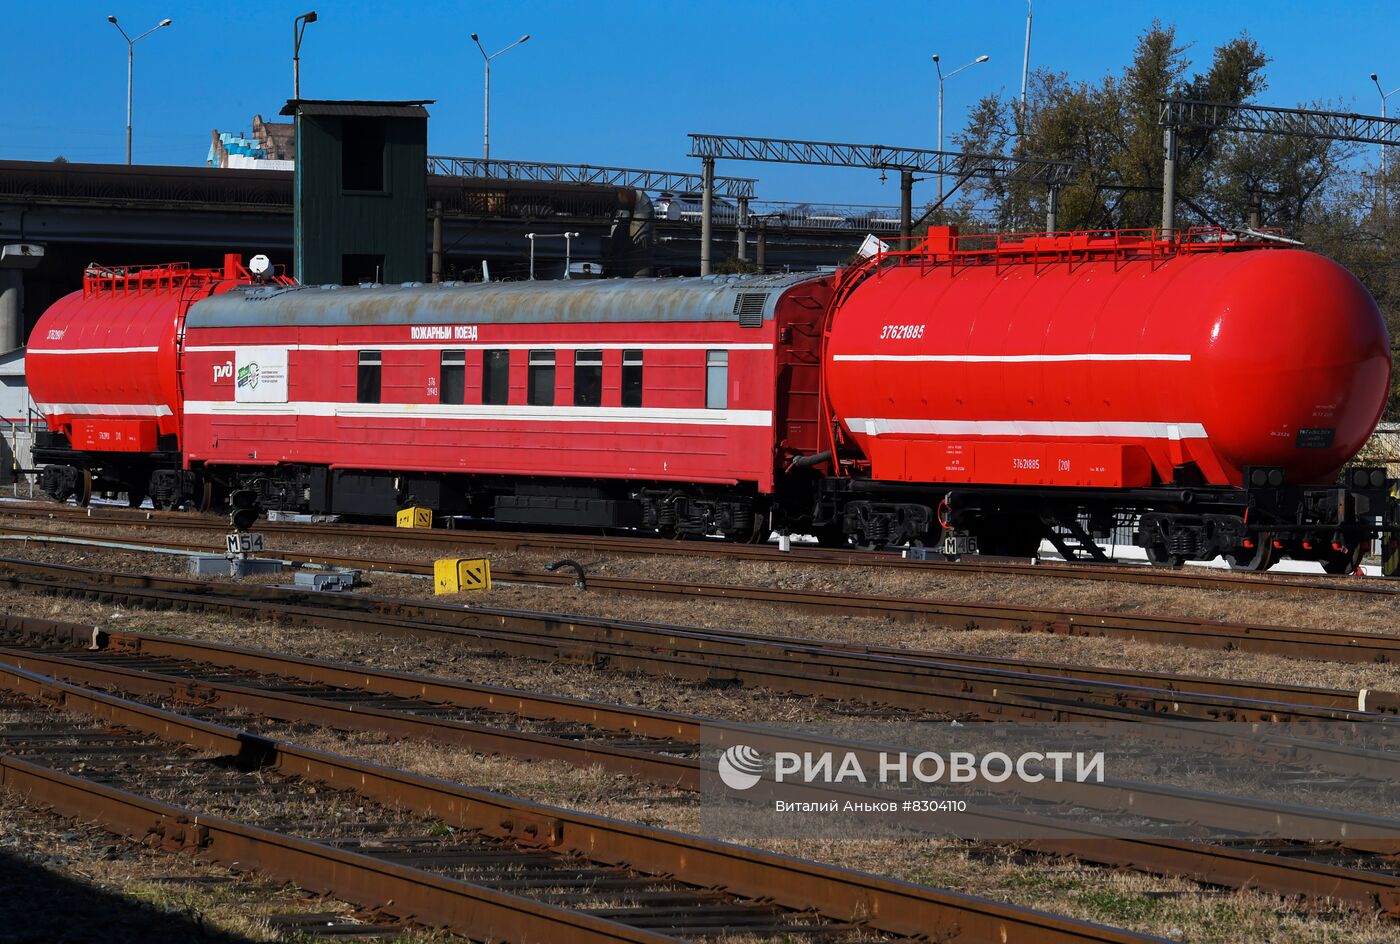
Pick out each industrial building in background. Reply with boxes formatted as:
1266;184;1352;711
207;115;296;170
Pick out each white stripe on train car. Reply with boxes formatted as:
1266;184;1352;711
36;402;174;417
28;346;162;355
183;342;775;353
182;401;773;427
848;418;1209;439
830;353;1192;363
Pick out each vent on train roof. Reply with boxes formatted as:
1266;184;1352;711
732;292;769;327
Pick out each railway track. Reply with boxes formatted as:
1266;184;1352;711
3;616;1399;914
0;659;1171;944
0;557;1393;723
2;499;1394;599
0;522;1394;666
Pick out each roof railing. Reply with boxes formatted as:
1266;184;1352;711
862;225;1286;278
82;255;294;297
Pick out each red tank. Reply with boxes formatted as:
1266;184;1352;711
823;229;1391;489
27;257;259;454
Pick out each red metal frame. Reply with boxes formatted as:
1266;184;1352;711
82;256;293;298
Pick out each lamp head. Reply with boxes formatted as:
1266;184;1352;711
470;32;479;41
976;55;990;63
107;14;117;23
520;34;530;42
931;53;940;63
159;18;172;27
1372;72;1380;82
301;10;317;22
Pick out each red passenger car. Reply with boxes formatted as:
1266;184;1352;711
49;270;833;539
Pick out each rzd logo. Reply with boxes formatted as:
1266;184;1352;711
213;361;233;382
717;744;763;791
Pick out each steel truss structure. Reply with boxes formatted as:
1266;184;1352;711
685;134;1078;272
1157;98;1400;233
687;134;1076;184
1160;99;1400;147
427;156;757;200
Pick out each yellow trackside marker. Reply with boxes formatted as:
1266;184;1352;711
435;557;492;594
397;506;433;529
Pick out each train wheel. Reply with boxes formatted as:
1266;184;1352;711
195;480;216;513
1226;533;1276;572
127;490;146;509
1321;541;1366;576
75;471;93;508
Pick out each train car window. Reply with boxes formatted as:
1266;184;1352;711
705;350;728;409
482;350;510;405
528;350;556;406
440;350;466;405
621;350;643;407
574;350;603;407
357;350;382;404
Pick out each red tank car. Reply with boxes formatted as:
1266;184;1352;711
27;256;280;505
816;228;1395;570
824;229;1390;488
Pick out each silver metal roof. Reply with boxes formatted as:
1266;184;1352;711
185;273;823;329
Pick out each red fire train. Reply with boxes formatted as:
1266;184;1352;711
25;227;1398;572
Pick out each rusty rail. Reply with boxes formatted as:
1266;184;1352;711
4;625;1400;914
0;521;1394;668
2;501;1393;598
0;661;1169;943
0;559;1387;723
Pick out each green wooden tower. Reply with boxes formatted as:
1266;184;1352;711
280;99;432;285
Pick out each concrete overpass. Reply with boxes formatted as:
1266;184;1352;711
0;159;872;343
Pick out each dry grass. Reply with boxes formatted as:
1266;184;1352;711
261;724;1400;944
10;512;1400;634
0;574;918;726
3;532;1400;941
0;776;442;942
2;533;1397;697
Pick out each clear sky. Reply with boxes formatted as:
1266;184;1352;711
2;1;1394;207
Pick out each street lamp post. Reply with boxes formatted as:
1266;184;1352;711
471;32;530;168
293;11;317;100
1020;1;1033;116
1370;73;1400;204
932;53;989;200
107;14;172;165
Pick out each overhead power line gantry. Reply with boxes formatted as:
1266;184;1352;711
427;156;758;199
1157;98;1400;234
687;133;1077;273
